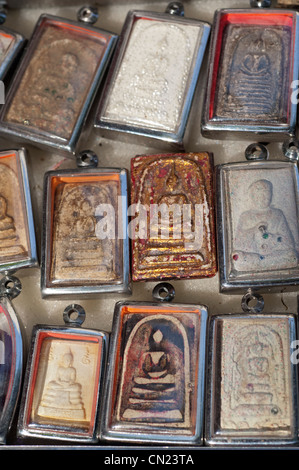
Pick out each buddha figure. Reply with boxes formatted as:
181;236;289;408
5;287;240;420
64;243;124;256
117;317;189;425
72;199;97;239
149;163;191;245
132;153;217;280
0;195;25;257
0;196;15;237
122;329;182;422
51;182;119;283
232;179;298;272
4;25;100;139
104;21;196;132
217;26;289;122
37;349;85;420
227;31;273;116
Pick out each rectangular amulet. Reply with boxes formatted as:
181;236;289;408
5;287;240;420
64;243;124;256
130;152;217;282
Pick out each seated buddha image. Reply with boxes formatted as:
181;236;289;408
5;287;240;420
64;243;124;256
149;163;194;248
51;182;118;283
23;51;82;137
72;199;97;239
221;28;285;120
5;32;97;139
0;195;25;257
62;197;113;275
122;328;183;422
37;349;85;421
232;179;298;272
116;315;195;429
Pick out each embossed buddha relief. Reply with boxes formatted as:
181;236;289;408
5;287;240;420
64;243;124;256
131;153;217;281
219;318;291;433
50;179;121;286
232;179;298;271
0;156;29;264
37;348;85;421
101;19;202;133
4;21;106;139
215;25;291;122
31;337;100;428
226;166;299;275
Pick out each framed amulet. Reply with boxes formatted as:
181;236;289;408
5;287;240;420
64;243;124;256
17;304;109;443
202;8;299;141
130;152;217;282
0;12;117;155
40;151;130;297
216;144;299;293
100;283;208;445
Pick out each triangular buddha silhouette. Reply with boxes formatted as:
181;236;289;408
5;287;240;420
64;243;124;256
116;316;191;427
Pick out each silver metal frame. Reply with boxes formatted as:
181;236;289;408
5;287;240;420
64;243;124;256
201;8;299;141
205;312;299;447
0;14;118;156
17;322;109;443
100;300;208;445
0;147;38;273
40;167;131;298
0;25;26;81
0;296;23;444
94;9;210;149
216;159;299;293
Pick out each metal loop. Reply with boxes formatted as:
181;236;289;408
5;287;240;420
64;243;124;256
241;290;264;314
250;0;271;7
0;275;22;300
152;283;175;303
165;2;184;16
63;304;86;327
77;5;99;24
245;143;269;161
282;140;299;162
76;150;98;168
